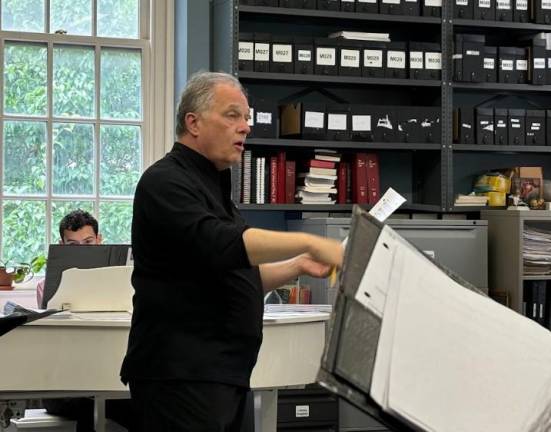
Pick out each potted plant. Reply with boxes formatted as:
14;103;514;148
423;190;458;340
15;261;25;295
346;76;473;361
0;256;47;290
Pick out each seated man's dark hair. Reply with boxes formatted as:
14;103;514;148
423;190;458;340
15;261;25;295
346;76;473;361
59;209;99;240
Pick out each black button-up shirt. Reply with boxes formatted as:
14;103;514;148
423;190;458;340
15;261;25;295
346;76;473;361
121;143;263;388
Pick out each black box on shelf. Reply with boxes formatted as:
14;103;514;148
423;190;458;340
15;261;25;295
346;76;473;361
247;95;256;139
534;0;551;24
341;0;356;11
397;107;422;142
254;99;278;138
496;0;513;20
513;0;529;20
474;0;495;19
454;107;475;144
483;46;497;82
362;41;387;78
338;39;362;76
424;43;442;80
294;37;314;75
419;106;441;143
526;110;545;145
315;38;338;75
380;0;403;15
317;0;341;9
326;104;352;141
508;108;526;145
409;42;425;80
422;0;442;16
280;102;326;140
404;0;421;15
255;0;278;5
494;108;508;145
476;107;495;145
546;48;551;84
454;0;474;18
530;38;547;85
372;106;396;142
385;42;407;79
498;46;516;83
240;0;254;4
351;105;376;141
254;33;271;72
547;110;551;145
238;33;254;72
284;0;316;6
453;34;464;82
515;47;528;84
462;34;485;82
270;36;294;74
356;0;378;13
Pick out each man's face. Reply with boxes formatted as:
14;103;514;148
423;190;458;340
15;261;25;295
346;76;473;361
61;226;102;245
194;83;251;170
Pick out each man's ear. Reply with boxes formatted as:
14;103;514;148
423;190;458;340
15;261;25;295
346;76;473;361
185;112;201;137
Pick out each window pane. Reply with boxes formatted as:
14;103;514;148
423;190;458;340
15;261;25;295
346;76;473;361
2;200;46;264
53;46;95;118
3;121;46;195
97;0;138;39
51;200;94;243
100;125;141;197
99;201;132;243
4;43;47;116
1;0;45;32
100;49;141;120
50;0;91;36
52;123;94;195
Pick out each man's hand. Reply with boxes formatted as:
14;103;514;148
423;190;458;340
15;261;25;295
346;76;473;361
297;253;333;278
307;237;344;269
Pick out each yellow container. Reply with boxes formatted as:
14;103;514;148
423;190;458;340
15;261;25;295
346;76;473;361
485;191;506;207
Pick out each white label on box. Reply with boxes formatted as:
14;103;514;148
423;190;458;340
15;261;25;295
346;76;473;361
497;0;511;9
298;50;312;62
304;111;324;128
295;405;310;418
359;0;377;3
406;0;418;3
516;59;528;71
535;58;546;69
425;0;442;6
484;58;495;69
239;42;254;61
256;112;272;124
548;58;551;68
456;0;468;5
516;0;527;9
364;49;383;68
543;0;551;9
410;51;424;69
532;123;541;130
272;44;292;63
453;54;463;60
512;123;520;128
501;59;514;70
341;49;360;68
387;51;406;68
254;43;270;61
316;47;336;66
342;0;354;2
328;113;347;130
479;0;490;7
353;115;372;131
466;50;480;56
248;108;254;127
496;120;506;127
425;52;442;70
382;0;401;4
462;123;472;128
483;123;494;132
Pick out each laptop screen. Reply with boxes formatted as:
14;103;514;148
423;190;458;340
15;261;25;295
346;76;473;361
42;244;132;308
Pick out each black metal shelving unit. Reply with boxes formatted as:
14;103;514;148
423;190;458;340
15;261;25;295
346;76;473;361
247;138;442;150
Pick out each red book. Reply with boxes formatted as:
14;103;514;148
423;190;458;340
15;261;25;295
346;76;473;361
337;161;348;204
352;153;368;204
306;159;336;169
277;151;286;203
270;156;278;204
366;153;380;204
285;160;296;204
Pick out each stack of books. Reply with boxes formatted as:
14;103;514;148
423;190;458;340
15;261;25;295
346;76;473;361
453;194;488;207
296;150;341;205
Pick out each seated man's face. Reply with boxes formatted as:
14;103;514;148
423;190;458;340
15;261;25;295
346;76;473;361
61;226;102;245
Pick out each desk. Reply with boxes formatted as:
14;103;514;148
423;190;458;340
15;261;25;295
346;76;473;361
0;313;328;432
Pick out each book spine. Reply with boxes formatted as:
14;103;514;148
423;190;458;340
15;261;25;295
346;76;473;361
352;153;368;204
366;153;381;205
277;151;286;203
285;160;296;204
270;156;278;204
337;161;348;204
242;150;252;204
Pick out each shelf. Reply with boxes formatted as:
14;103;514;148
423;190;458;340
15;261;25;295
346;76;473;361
239;5;441;25
238;203;442;211
452;144;551;153
453;82;551;92
523;275;551;281
453;18;551;32
246;138;441;150
449;206;506;212
239;71;441;87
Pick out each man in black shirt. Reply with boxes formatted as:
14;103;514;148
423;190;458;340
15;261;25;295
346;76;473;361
121;71;343;431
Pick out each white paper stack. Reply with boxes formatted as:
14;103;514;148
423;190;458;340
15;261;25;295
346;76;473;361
329;31;391;42
296;150;341;204
524;226;551;275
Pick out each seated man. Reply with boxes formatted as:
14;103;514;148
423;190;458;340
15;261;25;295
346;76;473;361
36;209;102;307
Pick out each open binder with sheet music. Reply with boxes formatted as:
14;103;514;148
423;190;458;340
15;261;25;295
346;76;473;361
318;206;551;432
